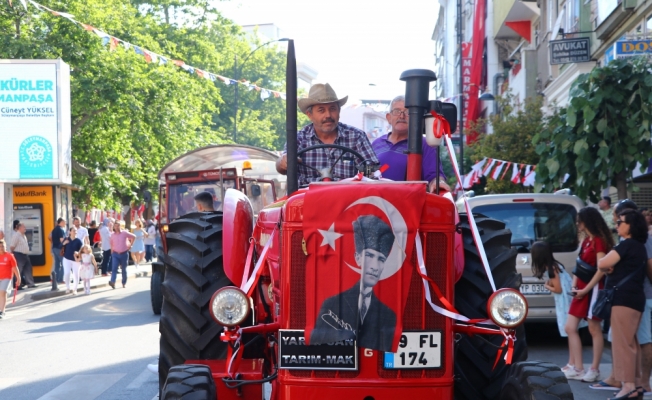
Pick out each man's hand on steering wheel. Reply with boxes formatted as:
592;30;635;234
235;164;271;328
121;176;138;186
296;144;374;180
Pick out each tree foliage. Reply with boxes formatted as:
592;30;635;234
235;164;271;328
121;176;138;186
534;57;652;201
467;94;542;193
0;0;291;209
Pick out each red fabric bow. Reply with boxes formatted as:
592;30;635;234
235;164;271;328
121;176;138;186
429;111;451;139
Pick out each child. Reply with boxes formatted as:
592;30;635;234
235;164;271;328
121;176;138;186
530;241;586;373
78;245;97;295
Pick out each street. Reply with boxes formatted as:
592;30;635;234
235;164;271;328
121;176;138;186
0;274;628;400
0;275;160;400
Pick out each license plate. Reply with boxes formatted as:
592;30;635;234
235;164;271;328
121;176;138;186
519;283;550;295
383;332;441;369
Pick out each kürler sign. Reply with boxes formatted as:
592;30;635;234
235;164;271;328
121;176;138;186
550;37;591;65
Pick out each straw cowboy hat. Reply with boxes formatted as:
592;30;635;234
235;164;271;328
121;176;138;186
298;83;348;113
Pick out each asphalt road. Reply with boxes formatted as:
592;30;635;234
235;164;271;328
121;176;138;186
0;275;160;400
0;276;629;400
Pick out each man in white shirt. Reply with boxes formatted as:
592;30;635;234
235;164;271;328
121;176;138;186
98;218;113;276
73;217;89;245
144;220;157;262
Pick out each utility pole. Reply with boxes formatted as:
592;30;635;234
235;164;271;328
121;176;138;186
233;55;238;143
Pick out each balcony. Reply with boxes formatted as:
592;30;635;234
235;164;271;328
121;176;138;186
495;0;539;40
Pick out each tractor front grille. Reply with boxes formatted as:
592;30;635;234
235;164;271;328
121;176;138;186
287;230;449;379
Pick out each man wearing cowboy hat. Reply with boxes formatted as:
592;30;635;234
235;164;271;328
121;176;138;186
310;215;397;351
372;95;450;192
276;83;378;185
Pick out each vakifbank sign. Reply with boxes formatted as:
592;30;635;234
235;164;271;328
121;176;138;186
0;60;71;184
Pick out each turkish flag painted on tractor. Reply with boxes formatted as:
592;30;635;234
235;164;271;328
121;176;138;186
302;182;426;352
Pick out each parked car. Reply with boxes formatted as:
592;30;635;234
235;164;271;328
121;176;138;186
457;191;584;322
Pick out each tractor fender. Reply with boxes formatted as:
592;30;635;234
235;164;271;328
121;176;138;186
222;188;254;287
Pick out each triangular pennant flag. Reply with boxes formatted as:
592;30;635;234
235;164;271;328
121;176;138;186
511;163;521;184
229;79;237;85
491;161;504;180
58;11;75;20
148;52;157;63
123;42;131;50
500;162;512;180
82;23;94;31
159;56;168;65
520;165;531;184
19;0;27;9
219;76;230;84
143;51;152;63
101;36;110;46
481;159;497;176
247;84;255;91
195;69;204;78
280;93;287;100
261;89;270;101
172;60;184;67
254;86;261;91
109;37;119;51
273;91;280;98
134;46;144;55
523;167;536;187
208;73;216;81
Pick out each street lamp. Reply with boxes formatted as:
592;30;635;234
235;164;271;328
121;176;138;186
233;38;289;142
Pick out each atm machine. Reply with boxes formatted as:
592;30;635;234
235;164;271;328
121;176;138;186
13;204;46;266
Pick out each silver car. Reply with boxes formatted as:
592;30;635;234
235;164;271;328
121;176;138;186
457;192;584;322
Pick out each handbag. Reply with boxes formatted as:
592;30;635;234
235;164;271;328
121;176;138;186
592;264;644;320
573;257;597;283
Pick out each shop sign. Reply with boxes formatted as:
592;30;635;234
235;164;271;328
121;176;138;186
614;40;652;58
550;37;591;65
0;60;71;184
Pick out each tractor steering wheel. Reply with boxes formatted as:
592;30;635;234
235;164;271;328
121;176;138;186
296;144;370;181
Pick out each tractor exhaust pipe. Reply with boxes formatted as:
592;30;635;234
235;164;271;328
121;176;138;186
400;69;437;181
286;39;298;195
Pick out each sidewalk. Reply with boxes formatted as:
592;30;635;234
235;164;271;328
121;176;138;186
6;262;153;308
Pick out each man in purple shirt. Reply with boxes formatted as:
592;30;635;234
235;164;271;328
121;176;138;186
372;96;449;191
276;83;378;185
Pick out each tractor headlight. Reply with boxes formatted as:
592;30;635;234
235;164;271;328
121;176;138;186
487;289;528;329
210;287;250;327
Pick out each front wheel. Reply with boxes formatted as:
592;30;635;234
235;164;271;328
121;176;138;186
161;364;216;400
500;361;574;400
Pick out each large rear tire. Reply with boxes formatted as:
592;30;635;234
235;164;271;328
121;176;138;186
158;212;233;393
151;268;163;315
161;364;216;400
500;361;574;400
453;214;526;400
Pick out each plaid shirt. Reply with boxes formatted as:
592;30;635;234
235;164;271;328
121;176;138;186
284;123;378;185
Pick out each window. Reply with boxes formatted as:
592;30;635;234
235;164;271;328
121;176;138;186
565;0;580;33
472;203;579;253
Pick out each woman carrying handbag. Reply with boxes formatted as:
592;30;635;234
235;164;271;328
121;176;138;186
598;209;649;400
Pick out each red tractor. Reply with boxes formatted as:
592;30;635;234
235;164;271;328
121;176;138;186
151;144;285;315
156;42;573;400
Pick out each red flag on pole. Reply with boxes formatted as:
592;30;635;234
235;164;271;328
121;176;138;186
302;183;425;352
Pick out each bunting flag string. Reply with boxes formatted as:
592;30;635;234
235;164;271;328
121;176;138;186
17;0;287;102
461;157;537;189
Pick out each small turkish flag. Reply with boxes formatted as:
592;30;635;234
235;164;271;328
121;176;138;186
303;182;426;352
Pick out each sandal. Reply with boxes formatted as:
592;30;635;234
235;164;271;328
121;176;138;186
608;388;643;400
591;381;621;390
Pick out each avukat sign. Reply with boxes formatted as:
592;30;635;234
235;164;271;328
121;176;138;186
302;183;425;352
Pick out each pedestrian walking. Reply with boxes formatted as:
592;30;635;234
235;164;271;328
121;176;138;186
530;241;582;357
98;219;112;276
62;227;83;295
597;209;648;400
144;220;156;263
78;245;97;295
87;220;98;247
10;222;36;289
564;207;614;382
48;218;66;290
130;219;146;269
109;221;135;289
73;216;89;245
0;240;19;319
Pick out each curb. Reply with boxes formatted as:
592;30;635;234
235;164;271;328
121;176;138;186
25;270;150;302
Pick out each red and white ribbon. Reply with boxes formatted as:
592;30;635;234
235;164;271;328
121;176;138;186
240;228;276;296
444;135;496;291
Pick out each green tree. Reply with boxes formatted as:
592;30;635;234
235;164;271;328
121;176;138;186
467;94;542;193
1;0;290;211
534;57;652;201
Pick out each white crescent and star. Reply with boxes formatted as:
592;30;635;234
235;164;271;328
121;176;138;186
318;223;343;251
316;196;408;281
